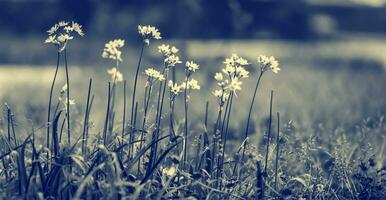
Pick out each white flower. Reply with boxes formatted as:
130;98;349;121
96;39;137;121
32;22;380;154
257;55;280;73
158;44;179;57
161;166;177;177
236;66;249;78
186;61;200;72
170;46;179;54
214;73;223;81
45;20;84;52
226;77;242;92
213;89;223;98
144;68;165;81
58;21;69;27
107;67;124;82
165;54;182;67
168;80;184;95
102;39;125;62
138;25;162;45
224;54;249;68
71;21;84;36
187;79;200;90
45;35;59;45
47;24;59;35
158;44;170;56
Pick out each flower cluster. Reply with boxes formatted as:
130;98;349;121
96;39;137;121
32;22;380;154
158;44;182;67
169;78;200;96
184;79;201;90
144;68;165;83
213;54;249;102
45;21;84;52
257;55;280;73
102;39;125;62
185;61;200;73
158;44;179;57
222;54;249;78
107;67;124;82
168;80;184;96
138;25;162;45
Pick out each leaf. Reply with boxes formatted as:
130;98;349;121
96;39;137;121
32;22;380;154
52;111;62;156
288;177;308;187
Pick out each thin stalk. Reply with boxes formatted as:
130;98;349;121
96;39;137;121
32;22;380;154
64;49;71;144
6;105;11;147
264;90;274;174
47;51;60;150
242;71;264;159
169;94;176;139
103;83;111;146
11;113;17;146
130;43;145;135
221;92;234;169
274;112;280;191
82;79;92;154
130;102;138;160
85;94;94;154
138;81;153;173
154;69;169;160
121;80;127;144
183;76;189;165
211;102;224;174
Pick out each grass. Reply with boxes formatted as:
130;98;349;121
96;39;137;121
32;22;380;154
0;22;385;199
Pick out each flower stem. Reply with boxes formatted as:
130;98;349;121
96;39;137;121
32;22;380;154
241;71;264;159
183;77;189;165
130;43;145;135
264;90;274;174
47;51;60;150
64;49;71;144
82;78;92;154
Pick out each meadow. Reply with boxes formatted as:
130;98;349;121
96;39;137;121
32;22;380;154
0;22;385;199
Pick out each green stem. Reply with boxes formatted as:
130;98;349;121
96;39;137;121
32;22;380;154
47;51;60;150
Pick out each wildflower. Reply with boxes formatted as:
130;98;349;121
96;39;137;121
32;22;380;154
45;20;84;52
257;55;280;73
236;66;249;78
214;73;223;81
58;21;69;27
164;54;182;67
144;68;165;81
213;89;230;103
226;78;242;92
224;54;249;68
168;80;183;95
107;67;124;82
185;61;200;72
187;78;200;90
71;21;84;36
138;25;162;45
161;166;177;177
222;65;236;75
158;44;171;56
158;44;180;57
213;89;223;98
47;24;59;35
171;46;179;54
102;39;125;62
45;35;59;45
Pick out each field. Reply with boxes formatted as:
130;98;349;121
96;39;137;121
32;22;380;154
0;23;385;199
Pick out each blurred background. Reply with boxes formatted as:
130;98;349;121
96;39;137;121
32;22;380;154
0;0;385;134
